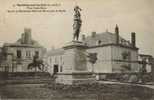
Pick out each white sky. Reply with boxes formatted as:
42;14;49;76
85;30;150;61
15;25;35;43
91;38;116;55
0;0;154;56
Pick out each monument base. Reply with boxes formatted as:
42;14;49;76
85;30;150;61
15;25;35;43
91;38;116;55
55;72;96;85
55;41;95;85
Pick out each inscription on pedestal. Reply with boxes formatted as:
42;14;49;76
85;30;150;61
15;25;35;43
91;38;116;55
74;49;87;71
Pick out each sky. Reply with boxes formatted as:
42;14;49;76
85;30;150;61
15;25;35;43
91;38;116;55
0;0;154;56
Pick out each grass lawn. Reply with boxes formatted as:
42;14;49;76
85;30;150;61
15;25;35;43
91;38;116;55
0;82;153;100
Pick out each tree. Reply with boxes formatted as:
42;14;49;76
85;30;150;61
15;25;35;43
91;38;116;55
139;59;147;83
88;53;97;64
87;53;97;73
27;53;44;72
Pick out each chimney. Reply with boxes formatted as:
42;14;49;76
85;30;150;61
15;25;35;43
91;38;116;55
24;28;32;44
91;32;96;38
82;34;86;41
131;32;136;47
115;24;119;44
21;33;25;44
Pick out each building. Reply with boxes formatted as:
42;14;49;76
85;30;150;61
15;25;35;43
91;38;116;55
45;49;64;74
0;28;46;72
46;25;140;76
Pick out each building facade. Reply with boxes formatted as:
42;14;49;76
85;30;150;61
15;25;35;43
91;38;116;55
45;49;64;74
46;25;140;75
0;28;46;72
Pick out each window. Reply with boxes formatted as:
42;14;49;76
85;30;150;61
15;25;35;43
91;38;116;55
96;40;102;45
98;40;101;45
17;50;22;59
60;66;63;72
122;51;131;60
26;51;31;58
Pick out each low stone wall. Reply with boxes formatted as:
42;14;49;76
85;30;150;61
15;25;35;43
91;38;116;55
96;72;152;82
0;72;53;84
7;72;51;79
55;72;95;85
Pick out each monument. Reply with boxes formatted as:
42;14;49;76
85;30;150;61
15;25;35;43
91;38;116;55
55;6;95;84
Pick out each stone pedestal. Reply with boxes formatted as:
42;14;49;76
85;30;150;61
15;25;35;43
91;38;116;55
55;41;95;84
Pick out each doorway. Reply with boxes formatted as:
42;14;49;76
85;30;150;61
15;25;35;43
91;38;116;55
53;64;58;74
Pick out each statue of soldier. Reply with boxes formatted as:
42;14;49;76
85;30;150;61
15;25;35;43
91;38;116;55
73;6;82;41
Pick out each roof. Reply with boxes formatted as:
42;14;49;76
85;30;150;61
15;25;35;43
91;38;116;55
3;36;43;48
3;41;43;48
83;31;133;48
46;48;64;56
